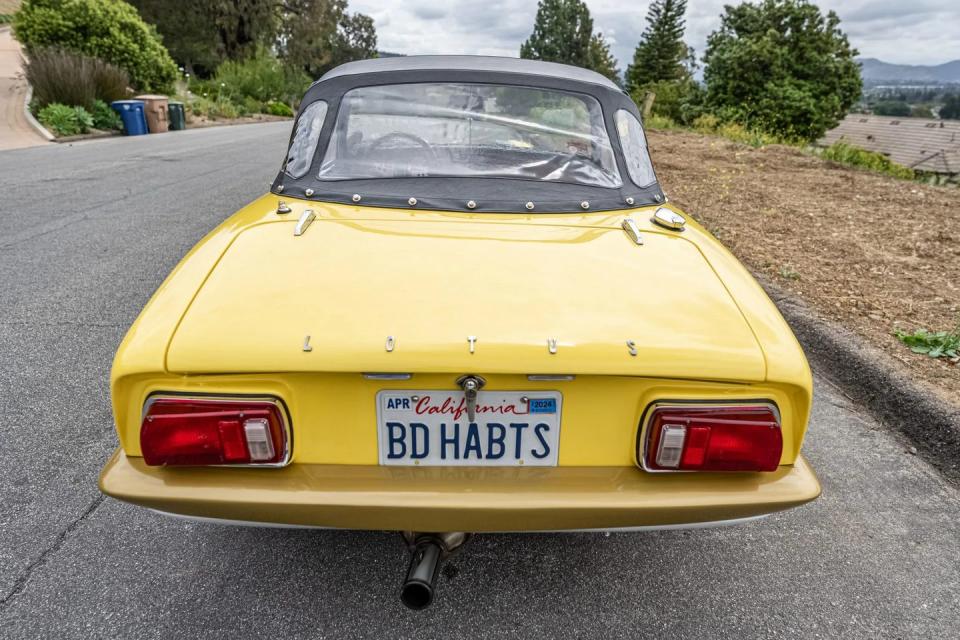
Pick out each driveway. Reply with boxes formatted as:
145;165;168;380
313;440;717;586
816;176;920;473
0;123;957;638
0;26;49;151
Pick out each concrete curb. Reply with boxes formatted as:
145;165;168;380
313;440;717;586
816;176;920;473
762;278;960;483
23;84;55;142
10;28;56;142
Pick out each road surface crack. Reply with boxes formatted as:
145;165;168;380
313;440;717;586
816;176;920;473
0;494;105;610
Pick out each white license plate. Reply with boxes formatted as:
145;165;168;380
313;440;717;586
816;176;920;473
376;390;562;466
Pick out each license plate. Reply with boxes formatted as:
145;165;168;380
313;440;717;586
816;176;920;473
376;390;562;466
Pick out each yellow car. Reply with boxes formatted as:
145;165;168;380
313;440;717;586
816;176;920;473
99;56;820;609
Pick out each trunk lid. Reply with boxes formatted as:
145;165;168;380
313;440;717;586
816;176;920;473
166;217;765;381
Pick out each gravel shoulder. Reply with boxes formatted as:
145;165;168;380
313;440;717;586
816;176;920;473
649;128;960;408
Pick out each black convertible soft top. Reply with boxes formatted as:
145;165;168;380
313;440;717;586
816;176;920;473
271;56;664;213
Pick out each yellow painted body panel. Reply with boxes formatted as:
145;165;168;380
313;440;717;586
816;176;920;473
165;212;764;380
104;195;818;529
99;450;820;531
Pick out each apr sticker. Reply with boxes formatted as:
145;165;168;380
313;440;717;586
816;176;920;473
528;398;557;414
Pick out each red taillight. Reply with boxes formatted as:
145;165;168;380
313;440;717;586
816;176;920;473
642;405;782;472
140;397;288;466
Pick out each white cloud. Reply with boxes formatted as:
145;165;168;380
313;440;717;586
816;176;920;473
350;0;960;68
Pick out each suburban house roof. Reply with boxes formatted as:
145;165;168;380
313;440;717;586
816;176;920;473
820;115;960;175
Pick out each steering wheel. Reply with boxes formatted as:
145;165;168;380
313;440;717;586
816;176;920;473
366;132;439;162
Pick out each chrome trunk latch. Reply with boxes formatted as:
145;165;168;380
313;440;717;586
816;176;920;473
456;375;486;422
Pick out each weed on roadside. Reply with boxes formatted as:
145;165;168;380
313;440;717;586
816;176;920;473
895;321;960;362
779;265;801;280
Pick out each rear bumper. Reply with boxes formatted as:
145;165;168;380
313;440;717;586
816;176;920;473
99;449;821;532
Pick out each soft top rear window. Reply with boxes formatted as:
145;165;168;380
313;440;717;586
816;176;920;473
316;83;622;188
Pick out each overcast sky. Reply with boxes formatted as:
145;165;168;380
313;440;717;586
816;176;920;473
350;0;960;68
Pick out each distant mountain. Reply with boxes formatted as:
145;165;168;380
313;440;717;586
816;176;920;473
859;58;960;85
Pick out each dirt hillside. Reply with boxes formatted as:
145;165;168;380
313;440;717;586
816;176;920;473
648;128;959;401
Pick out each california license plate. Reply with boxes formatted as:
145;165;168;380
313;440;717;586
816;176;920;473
376;390;562;466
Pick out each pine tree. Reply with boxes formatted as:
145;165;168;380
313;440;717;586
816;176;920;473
520;0;620;80
520;0;594;68
625;0;691;93
588;33;620;84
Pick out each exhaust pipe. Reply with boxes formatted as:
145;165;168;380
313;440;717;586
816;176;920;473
399;532;469;610
400;538;443;610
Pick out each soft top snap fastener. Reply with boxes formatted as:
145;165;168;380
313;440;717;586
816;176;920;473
408;197;418;206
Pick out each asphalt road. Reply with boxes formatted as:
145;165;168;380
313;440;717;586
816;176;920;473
1;123;958;639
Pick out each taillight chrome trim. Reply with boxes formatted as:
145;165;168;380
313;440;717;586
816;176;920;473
636;400;782;473
141;393;294;468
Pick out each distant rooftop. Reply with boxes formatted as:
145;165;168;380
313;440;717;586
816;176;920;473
820;115;960;175
317;55;622;92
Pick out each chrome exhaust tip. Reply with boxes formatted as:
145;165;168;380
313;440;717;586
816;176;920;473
399;532;469;610
400;539;442;610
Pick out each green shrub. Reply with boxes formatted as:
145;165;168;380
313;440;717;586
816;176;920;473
715;122;785;148
72;105;94;131
871;101;911;117
212;48;309;107
241;96;264;116
188;96;240;120
631;79;705;126
0;14;14;24
264;100;294;117
690;113;788;148
38;103;93;136
692;113;721;133
24;47;129;110
13;0;177;92
644;114;679;130
819;142;915;180
92;99;122;130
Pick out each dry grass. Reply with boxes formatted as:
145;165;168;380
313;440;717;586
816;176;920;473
648;128;960;400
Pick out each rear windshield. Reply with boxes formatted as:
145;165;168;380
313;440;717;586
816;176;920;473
316;83;622;188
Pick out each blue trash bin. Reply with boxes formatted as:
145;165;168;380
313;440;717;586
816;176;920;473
110;100;149;136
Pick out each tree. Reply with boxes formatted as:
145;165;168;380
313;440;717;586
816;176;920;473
871;101;910;117
625;0;691;93
588;33;620;84
521;0;593;66
702;0;861;141
13;0;178;91
128;0;279;74
213;0;279;61
940;94;960;120
129;0;222;76
278;0;377;78
520;0;622;80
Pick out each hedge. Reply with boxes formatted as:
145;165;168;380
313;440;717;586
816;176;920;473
14;0;178;92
